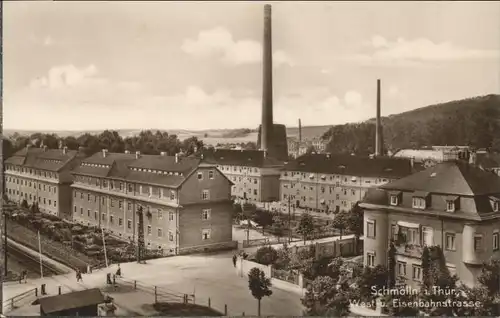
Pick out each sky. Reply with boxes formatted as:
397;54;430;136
3;1;500;131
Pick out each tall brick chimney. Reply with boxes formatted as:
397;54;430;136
375;79;383;156
298;119;302;143
260;4;273;153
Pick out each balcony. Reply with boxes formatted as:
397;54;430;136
395;243;424;258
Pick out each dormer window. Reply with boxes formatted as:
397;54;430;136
390;195;399;206
412;197;426;209
446;201;456;212
494;201;499;212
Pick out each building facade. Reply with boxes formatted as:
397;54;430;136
287;138;328;159
280;153;416;219
71;150;235;255
360;161;500;288
4;145;85;220
203;149;284;203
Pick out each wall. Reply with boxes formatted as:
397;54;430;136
58;184;73;220
179;167;232;204
363;209;389;268
261;175;280;202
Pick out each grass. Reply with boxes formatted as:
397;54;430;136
151;302;223;316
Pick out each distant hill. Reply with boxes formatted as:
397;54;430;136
322;94;500;155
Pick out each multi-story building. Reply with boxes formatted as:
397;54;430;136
393;146;470;168
71;149;235;255
4;145;86;220
287;138;328;159
360;161;500;288
280;153;417;220
202;149;284;203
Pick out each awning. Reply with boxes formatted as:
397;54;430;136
397;221;420;228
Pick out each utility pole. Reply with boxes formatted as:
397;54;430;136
102;227;109;268
287;196;292;243
136;205;145;263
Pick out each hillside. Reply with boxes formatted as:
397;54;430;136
322;94;500;154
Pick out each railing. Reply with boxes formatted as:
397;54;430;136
242;236;302;248
114;276;194;304
3;288;38;313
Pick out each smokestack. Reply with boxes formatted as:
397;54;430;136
375;79;383;156
298;119;302;143
260;4;273;153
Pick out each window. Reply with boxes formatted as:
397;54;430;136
157;228;163;237
197;172;203;180
118;201;123;209
128;202;132;210
390;224;398;241
253;189;258;195
494;201;499;212
390;195;399;206
202;190;210;200
399;226;419;245
445;233;456;251
119;182;123;191
366;220;376;238
421;227;434;246
110;200;114;207
80;193;83;199
474;235;483;251
74;206;77;213
88;194;91;201
158;209;163;219
202;209;211;220
397;261;407;277
74;191;77;198
87;209;90;217
80;207;83;215
128;184;133;192
169;231;174;241
170;191;175;200
412;197;426;209
102;213;106;221
169;212;174;221
202;229;211;240
412;265;422;281
209;170;214;179
493;232;499;251
127;220;132;229
110;215;114;224
367;252;375;267
446;200;456;212
94;211;97;220
147;225;152;235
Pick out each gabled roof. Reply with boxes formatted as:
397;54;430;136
380;161;500;196
201;149;284;168
39;288;104;314
283;153;414;179
5;147;82;172
72;152;205;188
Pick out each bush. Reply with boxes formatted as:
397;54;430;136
255;246;278;266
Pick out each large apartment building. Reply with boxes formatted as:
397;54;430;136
360;161;500;288
202;149;284;203
280;153;417;219
71;150;235;255
4;145;86;220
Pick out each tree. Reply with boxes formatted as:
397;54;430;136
331;211;348;240
2;138;14;159
181;136;204;156
274;244;291;270
302;276;350;316
354;265;388;303
346;203;363;249
248;267;272;316
21;199;29;209
296;213;315;244
254;246;278;266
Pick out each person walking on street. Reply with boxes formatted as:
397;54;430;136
116;264;121;277
232;254;237;267
23;270;28;283
76;269;83;282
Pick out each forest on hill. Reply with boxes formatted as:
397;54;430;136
322;94;500;155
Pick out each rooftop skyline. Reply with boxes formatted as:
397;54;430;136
4;1;500;131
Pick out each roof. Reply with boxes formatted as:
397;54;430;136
5;147;82;172
72;152;205;188
379;161;500;196
475;152;500;169
393;149;445;163
201;149;284;168
39;288;104;314
282;153;414;179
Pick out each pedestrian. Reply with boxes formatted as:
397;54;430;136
115;264;121;277
23;270;28;283
232;254;237;267
76;269;83;282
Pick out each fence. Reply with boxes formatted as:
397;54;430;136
6;219;94;273
2;288;38;313
242;236;301;248
271;268;300;285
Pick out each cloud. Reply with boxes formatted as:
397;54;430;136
352;35;500;65
181;27;294;66
30;64;100;89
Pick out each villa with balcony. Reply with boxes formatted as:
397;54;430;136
360;161;500;288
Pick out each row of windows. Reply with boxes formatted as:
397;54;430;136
218;165;259;174
230;176;259;184
282;171;387;184
391;194;500;213
6;177;57;193
74;181;178;200
233;188;258;196
197;170;215;180
367;220;500;252
6;165;58;179
7;190;57;207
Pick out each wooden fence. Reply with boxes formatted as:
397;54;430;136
3;288;38;313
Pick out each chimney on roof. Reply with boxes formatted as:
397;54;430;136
260;4;273;154
298;119;302;143
124;150;130;154
175;153;180;163
160;151;167;156
62;146;68;154
375;79;383;157
135;151;141;159
43;145;48;152
102;149;108;158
